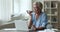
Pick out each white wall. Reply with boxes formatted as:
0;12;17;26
14;0;32;30
0;0;13;23
14;0;20;16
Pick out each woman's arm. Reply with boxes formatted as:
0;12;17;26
36;27;45;30
27;11;33;29
28;17;33;29
33;27;45;31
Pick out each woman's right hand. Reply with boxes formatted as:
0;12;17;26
27;10;33;16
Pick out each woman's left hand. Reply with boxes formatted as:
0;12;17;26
33;27;36;31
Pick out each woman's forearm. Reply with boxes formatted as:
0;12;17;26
32;25;45;31
28;17;32;29
36;27;45;30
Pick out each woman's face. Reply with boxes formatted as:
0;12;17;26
33;3;41;14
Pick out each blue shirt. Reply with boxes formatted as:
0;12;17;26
31;12;48;28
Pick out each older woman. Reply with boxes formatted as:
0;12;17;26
27;1;48;32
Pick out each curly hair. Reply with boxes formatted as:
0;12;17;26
33;1;43;9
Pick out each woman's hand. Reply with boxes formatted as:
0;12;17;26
36;27;45;30
27;10;33;16
32;25;36;31
33;27;36;31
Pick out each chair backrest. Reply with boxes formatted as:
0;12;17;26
46;24;53;29
45;23;48;29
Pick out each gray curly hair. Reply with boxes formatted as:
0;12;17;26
33;1;43;9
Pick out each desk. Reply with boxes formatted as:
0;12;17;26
28;29;55;32
0;29;58;32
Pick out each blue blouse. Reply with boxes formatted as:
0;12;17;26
31;12;48;28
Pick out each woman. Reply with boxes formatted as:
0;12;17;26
27;1;48;32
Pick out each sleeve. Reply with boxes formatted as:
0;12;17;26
40;13;48;28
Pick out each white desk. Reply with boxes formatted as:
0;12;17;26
37;29;55;32
14;20;58;32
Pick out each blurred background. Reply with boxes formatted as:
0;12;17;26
0;0;60;32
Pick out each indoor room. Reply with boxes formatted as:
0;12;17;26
0;0;60;32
